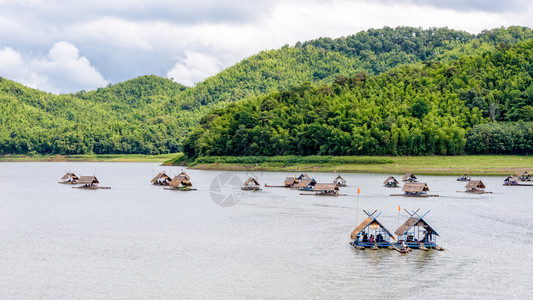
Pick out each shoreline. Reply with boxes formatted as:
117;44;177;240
183;155;532;176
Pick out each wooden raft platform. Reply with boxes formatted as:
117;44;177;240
390;194;439;197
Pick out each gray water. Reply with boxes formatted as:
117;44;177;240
0;162;532;299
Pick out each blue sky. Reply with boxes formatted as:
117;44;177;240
0;0;531;93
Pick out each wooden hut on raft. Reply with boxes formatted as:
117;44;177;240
59;172;79;184
519;171;532;181
265;176;296;188
334;175;347;187
73;176;110;189
503;175;533;186
394;210;443;251
392;182;438;197
301;183;344;196
350;211;396;249
151;171;171;186
456;173;471;182
383;176;400;188
462;180;491;194
293;178;317;191
402;173;418;182
242;177;261;191
166;172;196;191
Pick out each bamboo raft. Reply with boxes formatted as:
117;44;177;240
73;186;111;190
390;194;439;197
58;181;79;185
164;187;197;191
457;190;493;194
300;193;347;196
503;183;533;186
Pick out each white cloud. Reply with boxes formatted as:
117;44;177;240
167;51;221;86
0;41;108;93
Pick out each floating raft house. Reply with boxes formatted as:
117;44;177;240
334;175;347;187
383;176;400;188
350;211;396;249
401;173;418;182
166;172;196;191
503;175;533;186
394;210;443;250
462;180;491;194
301;183;344;196
59;172;79;184
73;176;110;189
242;177;261;191
391;182;438;197
456;173;471;182
151;171;171;186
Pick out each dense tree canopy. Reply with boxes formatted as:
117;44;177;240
183;39;533;157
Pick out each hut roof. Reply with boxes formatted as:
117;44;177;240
297;174;311;180
176;172;191;180
78;176;99;185
402;182;429;193
169;176;192;187
350;215;396;240
151;172;170;183
243;177;260;186
294;178;316;188
284;177;296;185
395;214;439;237
465;180;485;190
520;171;530;177
383;176;399;184
61;172;79;180
314;183;339;191
402;173;417;180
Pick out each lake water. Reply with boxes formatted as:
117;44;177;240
0;162;532;299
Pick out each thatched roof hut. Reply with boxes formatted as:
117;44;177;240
294;178;316;189
504;175;519;185
402;173;418;181
402;182;429;194
169;172;192;188
151;172;170;185
395;212;439;239
350;214;396;241
383;176;399;186
334;175;347;187
314;183;339;192
77;176;99;186
519;171;531;181
284;177;297;187
465;180;486;191
297;174;311;180
243;177;260;187
61;172;79;181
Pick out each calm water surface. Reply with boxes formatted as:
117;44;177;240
0;162;532;299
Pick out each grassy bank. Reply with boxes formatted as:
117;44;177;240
0;153;179;163
173;155;532;176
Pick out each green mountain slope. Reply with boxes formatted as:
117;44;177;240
1;26;533;155
183;39;533;157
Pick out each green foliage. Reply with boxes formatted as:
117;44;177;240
465;121;533;154
184;39;533;157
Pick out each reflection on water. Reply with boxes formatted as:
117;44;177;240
0;162;532;299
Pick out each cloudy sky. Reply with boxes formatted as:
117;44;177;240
0;0;532;94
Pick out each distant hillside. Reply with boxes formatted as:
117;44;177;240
1;26;533;155
183;39;533;157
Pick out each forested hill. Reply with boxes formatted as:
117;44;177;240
183;39;533;158
1;26;533;155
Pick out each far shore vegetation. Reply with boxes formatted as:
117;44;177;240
166;154;532;176
0;153;178;163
